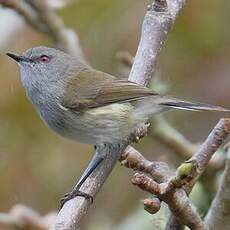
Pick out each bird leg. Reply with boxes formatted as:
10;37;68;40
60;148;106;208
60;123;150;208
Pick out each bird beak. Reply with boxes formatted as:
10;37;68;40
6;52;32;63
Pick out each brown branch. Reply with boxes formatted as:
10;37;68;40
133;174;206;230
167;118;230;229
204;147;230;229
120;147;205;229
150;115;225;210
187;118;230;185
121;118;230;229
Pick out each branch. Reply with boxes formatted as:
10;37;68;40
204;147;230;228
0;204;56;230
121;118;230;229
0;0;85;59
151;116;225;171
187;118;230;183
120;146;205;229
128;0;186;86
167;118;230;229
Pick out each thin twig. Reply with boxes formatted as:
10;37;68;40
204;147;230;229
186;118;230;188
151;116;225;171
0;0;45;31
0;0;85;59
0;204;56;230
166;118;230;229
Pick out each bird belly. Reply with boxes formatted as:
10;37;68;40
62;103;139;145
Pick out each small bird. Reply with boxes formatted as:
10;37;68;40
6;46;229;205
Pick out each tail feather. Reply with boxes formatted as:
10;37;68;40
160;98;230;112
132;95;230;121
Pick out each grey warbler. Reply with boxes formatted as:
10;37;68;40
6;46;229;205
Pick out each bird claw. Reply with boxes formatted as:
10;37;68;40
60;190;93;209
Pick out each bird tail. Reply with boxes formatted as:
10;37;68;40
132;95;230;121
159;97;230;112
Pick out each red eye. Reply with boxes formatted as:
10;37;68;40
40;55;50;63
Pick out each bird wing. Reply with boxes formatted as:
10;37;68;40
60;69;156;111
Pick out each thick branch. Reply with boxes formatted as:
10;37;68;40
129;0;186;86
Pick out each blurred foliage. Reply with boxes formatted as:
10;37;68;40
0;0;230;229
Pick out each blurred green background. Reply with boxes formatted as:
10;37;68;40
0;0;230;229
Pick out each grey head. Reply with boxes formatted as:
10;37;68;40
6;46;88;89
6;46;89;114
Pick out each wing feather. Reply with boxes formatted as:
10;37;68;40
61;69;156;110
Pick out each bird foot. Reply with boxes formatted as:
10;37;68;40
60;190;93;209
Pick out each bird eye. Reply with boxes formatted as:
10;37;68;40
39;55;50;63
